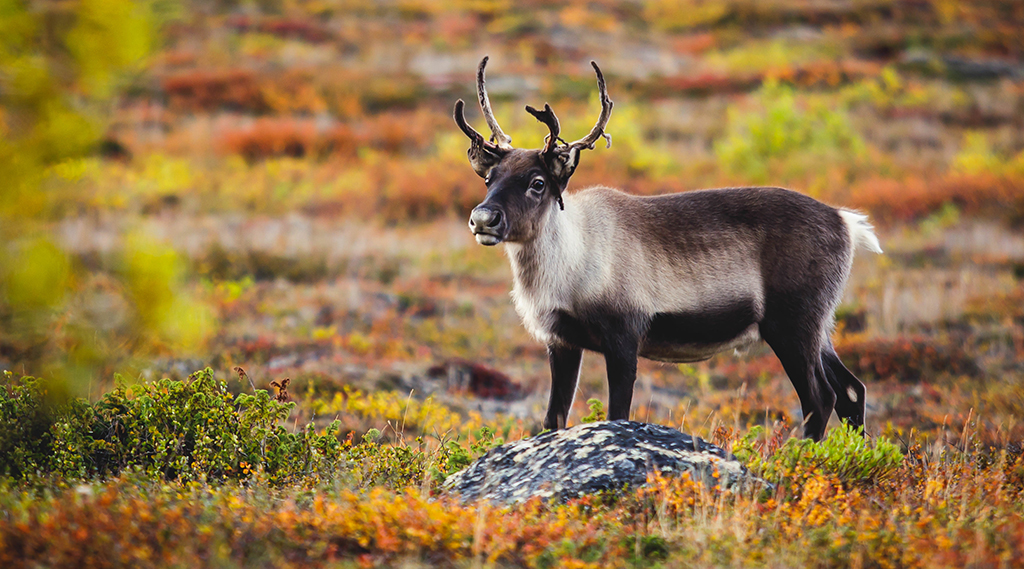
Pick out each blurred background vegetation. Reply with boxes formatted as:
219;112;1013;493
1;0;1023;446
3;4;1024;566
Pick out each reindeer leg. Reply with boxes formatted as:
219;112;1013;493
544;345;583;430
821;343;866;431
604;335;639;423
760;320;836;441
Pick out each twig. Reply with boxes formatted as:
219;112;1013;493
234;366;258;393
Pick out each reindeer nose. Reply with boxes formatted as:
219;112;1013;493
469;207;502;230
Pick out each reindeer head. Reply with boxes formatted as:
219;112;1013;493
455;57;613;245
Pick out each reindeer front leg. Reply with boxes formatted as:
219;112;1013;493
604;334;639;422
544;345;583;430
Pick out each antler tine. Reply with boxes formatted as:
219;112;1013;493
454;98;506;178
525;103;563;155
454;99;489;147
477;56;513;150
568;61;614;151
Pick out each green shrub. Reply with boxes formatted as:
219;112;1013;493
348;437;427;489
735;422;903;486
346;426;504;489
581;399;607;423
0;368;348;485
429;426;503;483
2;367;510;490
0;373;84;480
714;79;865;184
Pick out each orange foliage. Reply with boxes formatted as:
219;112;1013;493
670;33;718;55
362;111;443;155
163;69;266;113
219;118;319;160
850;173;1024;223
378;157;481;222
769;59;882;88
0;482;634;568
836;335;980;382
225;15;335;43
261;69;329;115
216;110;444;162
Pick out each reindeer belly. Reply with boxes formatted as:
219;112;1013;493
639;304;761;363
640;325;761;362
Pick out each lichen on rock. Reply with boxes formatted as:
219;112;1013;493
443;420;769;504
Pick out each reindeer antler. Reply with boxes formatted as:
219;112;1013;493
453;56;515;178
455;58;613;186
567;61;613;151
454;98;505;178
476;56;513;150
526;61;613;156
525;103;564;155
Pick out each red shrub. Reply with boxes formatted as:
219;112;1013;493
427;359;523;400
659;73;759;96
218;118;318;160
850;173;1024;222
671;33;718;55
225;15;334;42
163;69;266;113
836;336;981;382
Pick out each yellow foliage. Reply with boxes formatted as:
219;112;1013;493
2;237;71;311
65;0;154;97
643;0;730;31
122;232;214;352
314;387;466;438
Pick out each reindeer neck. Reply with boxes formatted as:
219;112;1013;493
504;202;584;299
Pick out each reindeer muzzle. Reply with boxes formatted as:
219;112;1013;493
469;206;505;246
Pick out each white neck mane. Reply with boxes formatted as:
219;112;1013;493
503;201;591;343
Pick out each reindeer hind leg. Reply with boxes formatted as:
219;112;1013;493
821;344;866;430
760;319;836;441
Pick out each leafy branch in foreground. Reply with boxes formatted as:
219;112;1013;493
0;367;504;489
0;368;344;485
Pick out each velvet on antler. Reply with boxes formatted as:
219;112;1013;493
455;57;614;195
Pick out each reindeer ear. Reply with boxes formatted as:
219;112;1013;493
545;146;581;185
467;140;503;179
455;99;507;178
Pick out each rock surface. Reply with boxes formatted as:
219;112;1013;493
443;420;768;504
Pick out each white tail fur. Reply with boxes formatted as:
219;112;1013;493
838;209;883;254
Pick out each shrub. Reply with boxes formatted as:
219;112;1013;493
430;426;503;482
163;69;267;112
714;79;865;184
218;118;319;161
0;373;89;480
1;368;512;490
346;432;427;489
581;398;607;423
735;422;904;486
836;336;980;382
0;368;348;485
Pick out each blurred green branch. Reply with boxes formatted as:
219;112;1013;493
1;1;212;390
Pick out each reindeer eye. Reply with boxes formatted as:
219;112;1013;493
528;178;545;194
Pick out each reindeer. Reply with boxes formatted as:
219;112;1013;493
454;57;882;441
